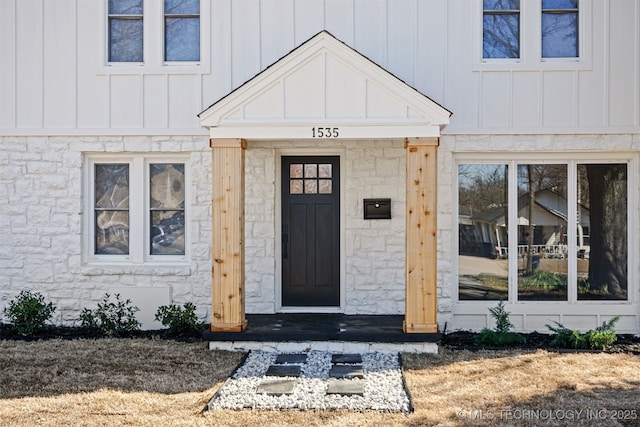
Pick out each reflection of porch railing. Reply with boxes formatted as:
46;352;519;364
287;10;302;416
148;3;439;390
497;244;569;259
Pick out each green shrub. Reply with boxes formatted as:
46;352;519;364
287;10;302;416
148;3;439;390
546;316;619;350
519;270;567;290
80;293;140;337
4;290;56;336
474;300;526;346
154;302;205;336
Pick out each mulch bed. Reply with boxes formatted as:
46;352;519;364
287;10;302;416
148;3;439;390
0;323;204;342
441;330;640;354
3;323;640;354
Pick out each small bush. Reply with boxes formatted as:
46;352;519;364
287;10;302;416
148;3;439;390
5;290;56;336
474;300;526;346
519;270;567;290
155;302;205;336
80;293;140;337
546;316;619;350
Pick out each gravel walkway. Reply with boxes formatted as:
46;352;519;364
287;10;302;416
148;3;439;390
207;350;412;412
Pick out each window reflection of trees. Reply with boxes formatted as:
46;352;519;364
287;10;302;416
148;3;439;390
108;0;143;62
542;0;578;58
483;0;520;58
483;0;578;59
578;164;627;300
164;0;200;61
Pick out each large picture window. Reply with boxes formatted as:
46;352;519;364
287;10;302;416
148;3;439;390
87;156;187;262
458;160;628;302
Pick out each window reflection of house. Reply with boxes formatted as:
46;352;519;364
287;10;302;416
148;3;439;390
459;189;590;260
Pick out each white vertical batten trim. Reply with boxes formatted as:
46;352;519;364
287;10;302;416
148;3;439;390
73;0;78;129
636;0;640;127
40;0;45;128
604;0;611;126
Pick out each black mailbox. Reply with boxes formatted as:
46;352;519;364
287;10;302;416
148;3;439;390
363;198;391;220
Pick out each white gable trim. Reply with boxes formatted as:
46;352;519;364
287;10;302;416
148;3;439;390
199;31;451;140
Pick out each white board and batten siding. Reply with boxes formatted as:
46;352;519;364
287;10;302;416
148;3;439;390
2;0;640;332
2;0;638;134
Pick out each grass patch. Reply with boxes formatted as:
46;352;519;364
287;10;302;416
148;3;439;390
2;339;640;426
519;270;567;291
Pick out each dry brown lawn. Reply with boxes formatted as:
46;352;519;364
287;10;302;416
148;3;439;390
1;339;640;426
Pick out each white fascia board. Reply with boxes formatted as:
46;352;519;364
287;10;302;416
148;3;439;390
208;124;443;140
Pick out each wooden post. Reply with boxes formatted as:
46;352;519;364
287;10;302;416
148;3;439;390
210;138;248;332
404;137;439;333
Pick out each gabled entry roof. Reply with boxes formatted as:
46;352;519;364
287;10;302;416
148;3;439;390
199;31;451;140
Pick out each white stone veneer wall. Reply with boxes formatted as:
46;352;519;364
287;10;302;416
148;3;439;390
0;135;212;327
437;133;640;334
8;133;637;331
245;139;406;315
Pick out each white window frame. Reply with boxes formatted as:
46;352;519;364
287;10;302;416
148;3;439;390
83;154;190;266
474;0;592;71
99;0;210;75
454;153;635;306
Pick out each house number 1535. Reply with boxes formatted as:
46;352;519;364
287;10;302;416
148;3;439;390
312;127;339;138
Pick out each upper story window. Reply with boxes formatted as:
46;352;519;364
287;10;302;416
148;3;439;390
108;0;143;62
164;0;200;62
479;0;588;68
483;0;520;59
542;0;578;58
104;0;205;71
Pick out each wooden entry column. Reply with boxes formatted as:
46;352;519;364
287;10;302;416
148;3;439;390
210;138;248;332
404;137;439;333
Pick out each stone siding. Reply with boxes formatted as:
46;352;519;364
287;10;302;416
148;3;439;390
1;135;212;327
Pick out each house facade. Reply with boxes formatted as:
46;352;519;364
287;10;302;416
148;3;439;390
2;0;639;333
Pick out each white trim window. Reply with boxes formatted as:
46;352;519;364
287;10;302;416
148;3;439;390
108;0;144;62
164;0;200;62
457;159;630;303
483;0;521;59
478;0;589;68
86;155;188;263
103;0;208;73
541;0;579;58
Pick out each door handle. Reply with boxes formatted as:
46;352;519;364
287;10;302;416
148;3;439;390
282;232;288;259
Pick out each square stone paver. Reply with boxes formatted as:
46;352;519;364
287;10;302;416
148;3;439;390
329;364;364;379
256;379;296;395
265;365;302;377
275;353;308;364
331;353;363;364
326;379;364;396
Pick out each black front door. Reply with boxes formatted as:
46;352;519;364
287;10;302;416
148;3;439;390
281;156;340;306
